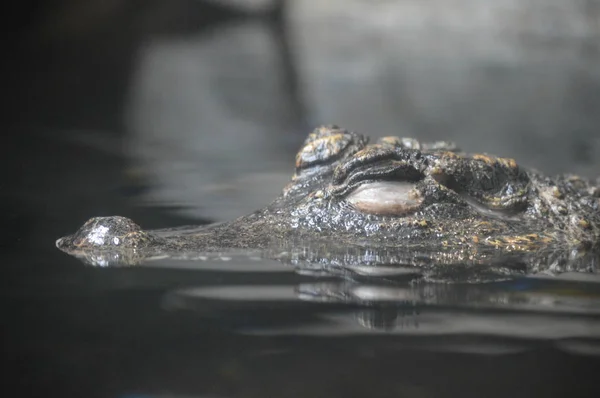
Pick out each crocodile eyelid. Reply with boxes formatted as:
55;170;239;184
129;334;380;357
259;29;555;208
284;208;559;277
332;144;423;185
329;160;424;197
346;181;423;216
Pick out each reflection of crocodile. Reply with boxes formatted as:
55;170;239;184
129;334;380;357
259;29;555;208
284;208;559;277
162;280;600;335
57;126;600;277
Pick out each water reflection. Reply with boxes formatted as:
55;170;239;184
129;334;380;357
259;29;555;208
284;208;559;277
60;237;600;284
295;280;600;314
162;278;600;351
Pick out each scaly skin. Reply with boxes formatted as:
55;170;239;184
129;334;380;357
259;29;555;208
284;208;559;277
56;126;600;278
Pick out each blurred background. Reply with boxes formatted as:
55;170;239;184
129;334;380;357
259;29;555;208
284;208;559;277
6;0;600;246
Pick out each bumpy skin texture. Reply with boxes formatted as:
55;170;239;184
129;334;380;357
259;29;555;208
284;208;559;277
57;126;600;276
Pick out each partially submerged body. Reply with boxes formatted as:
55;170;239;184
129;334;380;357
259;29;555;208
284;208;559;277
57;126;600;280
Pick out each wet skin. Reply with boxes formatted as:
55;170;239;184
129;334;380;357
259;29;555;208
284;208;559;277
57;126;600;279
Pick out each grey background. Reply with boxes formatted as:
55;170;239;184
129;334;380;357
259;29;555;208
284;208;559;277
7;0;600;223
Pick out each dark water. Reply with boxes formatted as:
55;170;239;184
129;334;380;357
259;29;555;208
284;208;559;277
5;1;600;397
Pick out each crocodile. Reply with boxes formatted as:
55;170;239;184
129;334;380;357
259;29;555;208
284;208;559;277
56;125;600;280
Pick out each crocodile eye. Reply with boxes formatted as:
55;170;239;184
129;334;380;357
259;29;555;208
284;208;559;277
346;181;423;216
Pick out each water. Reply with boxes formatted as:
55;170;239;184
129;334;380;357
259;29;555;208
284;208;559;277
5;1;600;397
5;241;600;397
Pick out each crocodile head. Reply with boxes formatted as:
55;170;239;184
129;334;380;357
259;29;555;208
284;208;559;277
275;125;599;252
57;126;600;277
